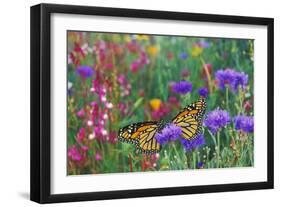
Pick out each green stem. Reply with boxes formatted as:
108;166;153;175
226;86;229;111
206;148;210;168
208;129;217;146
192;151;196;169
249;135;254;166
172;142;181;168
238;86;244;114
216;131;220;168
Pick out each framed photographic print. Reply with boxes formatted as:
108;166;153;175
30;3;274;203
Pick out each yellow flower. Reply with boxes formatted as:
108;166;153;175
112;34;121;42
149;99;162;111
136;34;149;41
68;32;79;43
191;45;203;57
124;35;131;43
147;46;158;57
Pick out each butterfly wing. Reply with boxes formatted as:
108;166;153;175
136;124;161;154
172;98;206;140
118;121;161;154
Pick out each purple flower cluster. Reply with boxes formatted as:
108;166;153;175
198;87;208;97
180;134;206;152
215;68;248;92
155;123;205;151
76;65;94;78
197;162;204;168
204;109;231;134
233;115;254;133
197;40;210;48
155;124;182;144
172;81;193;95
179;52;188;59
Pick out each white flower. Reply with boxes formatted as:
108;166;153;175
101;129;108;136
88;133;95;140
68;82;73;90
101;96;107;102
87;120;93;126
68;55;72;64
103;114;108;119
106;102;113;109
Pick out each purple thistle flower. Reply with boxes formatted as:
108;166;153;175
197;161;204;168
76;65;94;78
198;40;210;48
233;115;254;133
179;52;188;59
172;81;192;95
180;134;205;152
231;72;248;92
198;87;208;97
204;109;231;134
155;124;182;145
215;68;248;92
215;68;236;90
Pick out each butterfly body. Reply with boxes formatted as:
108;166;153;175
118;97;206;154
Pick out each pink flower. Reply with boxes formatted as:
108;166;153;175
77;127;86;143
98;49;106;62
108;132;118;143
76;109;85;118
118;102;127;116
244;101;252;113
167;52;174;60
94;126;101;135
105;63;113;70
74;42;85;58
95;152;102;161
130;61;140;73
139;51;149;65
138;89;145;97
126;42;139;53
168;96;179;105
151;103;170;120
81;146;89;151
68;145;82;161
181;69;190;77
117;74;126;85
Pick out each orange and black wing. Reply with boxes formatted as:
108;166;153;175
172;98;206;140
118;121;161;154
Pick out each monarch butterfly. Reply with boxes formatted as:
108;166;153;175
118;97;206;154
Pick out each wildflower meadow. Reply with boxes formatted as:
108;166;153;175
67;31;254;175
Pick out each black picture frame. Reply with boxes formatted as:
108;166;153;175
30;3;274;204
